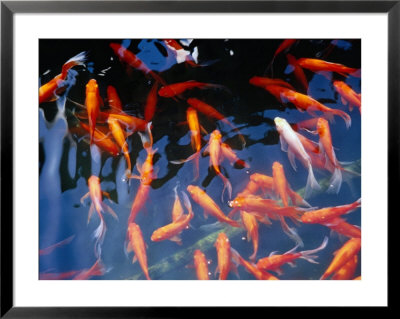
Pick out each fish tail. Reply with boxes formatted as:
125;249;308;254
327;167;343;194
93;216;107;259
279;216;304;247
88;259;106;277
219;173;232;202
61;51;87;77
300;236;328;264
332;109;351;129
305;163;321;199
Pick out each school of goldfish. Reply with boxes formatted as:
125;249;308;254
39;39;361;280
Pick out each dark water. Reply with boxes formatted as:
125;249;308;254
39;39;361;280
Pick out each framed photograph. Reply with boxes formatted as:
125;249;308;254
1;0;392;316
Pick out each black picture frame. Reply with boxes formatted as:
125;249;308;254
1;0;393;317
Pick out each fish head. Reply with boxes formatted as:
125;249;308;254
158;86;175;98
86;79;98;94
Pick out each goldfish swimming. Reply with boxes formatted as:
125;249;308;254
322;217;361;238
249;76;294;90
266;86;351;129
220;143;249;168
274;117;321;198
331;255;358;280
80;175;118;258
265;39;297;75
85;79;103;145
144;81;159;123
107;117;132;177
320;237;361;280
186;98;246;147
127;223;151;280
215;232;238;280
158;80;225;98
186;185;240;227
39;235;75;256
316;117;344;193
106;85;123;112
150;192;194;245
297;57;360;77
73;259;106;280
301;198;361;224
230;248;279;280
109;42;167;86
286;53;308;91
240;211;259;261
193;249;210;280
171;185;184;222
257;237;328;275
333;80;361;114
39;51;86;104
79;122;120;157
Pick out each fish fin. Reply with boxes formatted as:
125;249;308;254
287;261;296;268
219;173;233;202
203;209;209;219
287;148;297;171
274;268;284;276
279;216;304;247
103;202;119;221
127;174;141;180
279;135;288;152
135;160;143;175
327;167;343;194
304;163;321;199
126;242;133;253
102;191;112;200
93;217;106;259
87;203;95;224
231;262;240;279
202;145;210;157
341;96;347;105
80;192;90;205
200;125;208;135
132;255;138;264
170;235;183;245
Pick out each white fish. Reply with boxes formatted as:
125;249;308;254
274;117;321;198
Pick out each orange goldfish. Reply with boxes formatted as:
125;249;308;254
80;175;118;258
108;112;148;132
320;237;361;280
230;248;278;280
257;237;328;275
286;53;308;91
274;117;321;198
193;249;210;280
85;79;103;145
267;87;351;128
333;80;361;114
171;185;184;222
150;192;194;245
186;98;246;147
127;223;151;280
331;255;358;280
215;232;238;280
107;117;132;177
144;81;159;123
240;211;259;261
317;117;344;193
73;259;106;280
301;198;361;224
322;217;361;238
109;42;167;86
249;76;294;90
79;122;119;157
206;130;232;201
221;143;249;168
186;185;240;228
39;51;86;104
106;85;123;112
265;39;297;75
297;57;360;77
158;80;225;98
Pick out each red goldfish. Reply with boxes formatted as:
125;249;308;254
127;223;151;280
73;259;106;280
257;237;328;275
274;117;321;198
85;79;103;145
158;80;225;98
267;86;351;128
333;80;361;114
150;192;194;245
320;237;361;280
186;185;240;228
322;217;361;238
79;122;119;157
215;232;238;280
230;248;279;280
297;57;360;77
286;53;308;91
106;85;123;112
186;98;246;147
144;81;159;123
301;198;361;224
249;76;294;90
193;249;210;280
39;51;86;104
109;42;167;86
